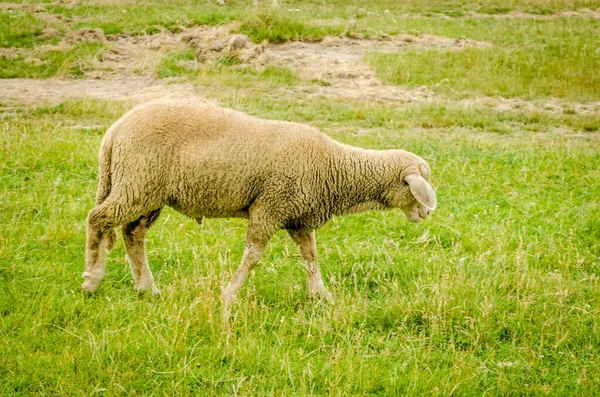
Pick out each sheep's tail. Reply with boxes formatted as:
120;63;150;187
95;132;117;252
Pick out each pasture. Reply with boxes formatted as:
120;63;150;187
1;0;599;394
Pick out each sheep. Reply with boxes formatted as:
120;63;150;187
82;99;436;321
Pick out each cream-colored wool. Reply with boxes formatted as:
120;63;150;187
82;99;436;320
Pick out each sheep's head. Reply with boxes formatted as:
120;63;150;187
383;153;437;223
400;173;436;223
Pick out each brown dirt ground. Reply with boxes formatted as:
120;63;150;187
0;76;198;107
1;23;599;116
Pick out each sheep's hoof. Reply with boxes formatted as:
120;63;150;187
81;279;100;293
310;289;335;304
136;283;160;295
221;294;235;312
221;306;233;328
81;283;98;293
220;289;237;327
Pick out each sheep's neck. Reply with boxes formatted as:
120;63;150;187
325;146;389;216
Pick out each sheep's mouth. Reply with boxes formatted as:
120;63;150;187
403;206;432;223
403;208;421;223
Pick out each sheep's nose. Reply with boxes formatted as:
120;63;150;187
418;207;432;219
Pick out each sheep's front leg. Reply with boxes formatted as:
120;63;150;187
288;230;333;302
221;209;276;323
221;242;266;318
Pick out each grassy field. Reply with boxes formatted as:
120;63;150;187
1;0;600;395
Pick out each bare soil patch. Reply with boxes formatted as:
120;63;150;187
181;25;264;64
0;77;198;107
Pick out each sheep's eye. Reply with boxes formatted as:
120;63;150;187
419;165;430;179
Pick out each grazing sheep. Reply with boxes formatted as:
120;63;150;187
82;99;436;321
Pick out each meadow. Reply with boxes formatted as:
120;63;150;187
1;0;599;395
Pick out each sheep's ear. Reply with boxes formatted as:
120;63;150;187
404;174;436;210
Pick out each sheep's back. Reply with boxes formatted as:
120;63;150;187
107;100;330;220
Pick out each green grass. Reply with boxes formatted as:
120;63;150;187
156;50;301;88
211;94;600;134
194;63;300;89
0;42;106;78
239;8;346;43
1;97;599;395
44;2;242;36
0;10;51;48
367;18;600;101
362;15;600;101
8;0;593;48
156;49;202;79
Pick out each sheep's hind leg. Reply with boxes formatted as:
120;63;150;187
82;200;127;292
83;198;154;293
122;209;162;294
288;230;334;302
221;208;277;324
82;217;110;293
